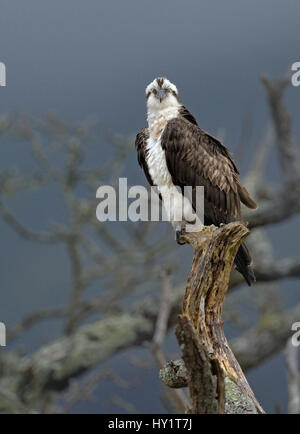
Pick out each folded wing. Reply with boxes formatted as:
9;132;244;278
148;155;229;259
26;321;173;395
160;117;257;225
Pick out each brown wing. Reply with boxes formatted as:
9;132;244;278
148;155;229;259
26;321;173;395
135;127;153;186
161;117;257;225
179;105;199;126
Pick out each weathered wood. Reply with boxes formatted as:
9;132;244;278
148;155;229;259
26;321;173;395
176;315;225;413
176;223;264;414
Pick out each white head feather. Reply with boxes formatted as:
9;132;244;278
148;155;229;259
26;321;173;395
145;77;180;112
145;77;178;96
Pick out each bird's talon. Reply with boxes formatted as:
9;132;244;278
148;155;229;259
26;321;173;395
176;229;186;245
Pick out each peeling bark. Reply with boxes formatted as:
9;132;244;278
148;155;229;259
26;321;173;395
173;223;265;414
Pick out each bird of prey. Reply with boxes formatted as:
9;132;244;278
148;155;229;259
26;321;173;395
135;77;257;285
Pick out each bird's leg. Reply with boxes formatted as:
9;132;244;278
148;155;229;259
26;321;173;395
176;228;186;245
175;222;187;245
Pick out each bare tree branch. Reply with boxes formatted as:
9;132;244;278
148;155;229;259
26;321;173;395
231;302;300;371
261;76;300;185
285;338;300;414
0;201;64;243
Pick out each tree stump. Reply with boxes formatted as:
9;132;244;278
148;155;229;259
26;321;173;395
165;223;265;414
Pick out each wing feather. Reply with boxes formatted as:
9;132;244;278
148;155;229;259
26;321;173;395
160;117;256;225
135;128;153;186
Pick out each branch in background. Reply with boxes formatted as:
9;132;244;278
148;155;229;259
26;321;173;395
0;74;300;413
0;201;65;243
1;279;300;412
7;309;65;342
230;257;300;288
285;339;300;414
7;247;300;343
231;302;300;371
0;286;183;412
244;76;300;229
58;369;115;414
152;269;172;348
245;193;300;229
255;258;300;282
150;269;189;413
261;76;300;185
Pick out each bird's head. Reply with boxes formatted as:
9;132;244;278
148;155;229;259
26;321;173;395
145;77;179;110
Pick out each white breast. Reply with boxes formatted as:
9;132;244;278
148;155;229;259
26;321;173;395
146;105;179;187
146;109;191;226
145;105;203;231
146;135;172;187
147;106;179;140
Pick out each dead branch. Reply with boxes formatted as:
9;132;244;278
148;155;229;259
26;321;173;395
176;315;225;413
261;76;300;185
150;269;189;413
2;277;300;412
152;269;172;347
244;76;300;229
231;302;300;371
230;255;300;288
0;200;64;243
285;338;300;414
172;223;265;414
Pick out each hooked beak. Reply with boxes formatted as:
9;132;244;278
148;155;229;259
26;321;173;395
157;89;167;102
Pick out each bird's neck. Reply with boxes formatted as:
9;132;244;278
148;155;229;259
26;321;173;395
147;102;181;140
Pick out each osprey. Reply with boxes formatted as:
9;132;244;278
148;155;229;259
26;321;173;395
135;77;257;285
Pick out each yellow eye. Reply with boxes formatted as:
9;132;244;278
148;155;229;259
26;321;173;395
169;89;172;93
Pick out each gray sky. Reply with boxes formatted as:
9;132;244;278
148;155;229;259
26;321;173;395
1;0;299;137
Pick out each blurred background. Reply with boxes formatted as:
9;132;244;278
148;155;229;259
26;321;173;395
0;0;300;414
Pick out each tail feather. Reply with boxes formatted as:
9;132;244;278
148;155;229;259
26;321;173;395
234;242;256;286
237;182;258;209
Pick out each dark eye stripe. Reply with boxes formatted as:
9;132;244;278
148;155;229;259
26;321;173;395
146;87;177;99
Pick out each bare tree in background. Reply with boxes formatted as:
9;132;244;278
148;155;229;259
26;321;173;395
0;76;299;414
